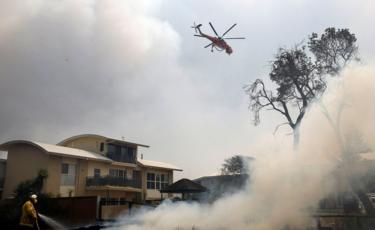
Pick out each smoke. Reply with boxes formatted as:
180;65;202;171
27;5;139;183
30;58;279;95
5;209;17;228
0;0;183;140
0;0;260;179
109;65;375;230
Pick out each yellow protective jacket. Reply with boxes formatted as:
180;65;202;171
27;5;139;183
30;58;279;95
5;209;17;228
20;200;38;228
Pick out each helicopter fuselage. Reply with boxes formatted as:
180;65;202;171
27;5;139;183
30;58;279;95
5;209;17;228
197;28;232;54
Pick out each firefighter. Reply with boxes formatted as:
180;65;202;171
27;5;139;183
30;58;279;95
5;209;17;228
19;194;40;230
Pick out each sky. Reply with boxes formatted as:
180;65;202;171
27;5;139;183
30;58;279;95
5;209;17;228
0;0;375;179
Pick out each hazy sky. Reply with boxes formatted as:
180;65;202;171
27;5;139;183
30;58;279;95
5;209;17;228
1;0;375;179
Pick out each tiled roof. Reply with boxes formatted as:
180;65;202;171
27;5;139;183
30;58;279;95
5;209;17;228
137;159;182;171
57;134;150;148
0;140;112;162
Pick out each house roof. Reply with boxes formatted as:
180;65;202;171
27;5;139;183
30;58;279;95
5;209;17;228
0;140;113;163
57;134;150;148
137;159;182;171
160;178;207;193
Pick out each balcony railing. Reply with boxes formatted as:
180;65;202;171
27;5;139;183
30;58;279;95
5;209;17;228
86;176;141;189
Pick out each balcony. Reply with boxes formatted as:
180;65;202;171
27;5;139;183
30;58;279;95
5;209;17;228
86;176;141;189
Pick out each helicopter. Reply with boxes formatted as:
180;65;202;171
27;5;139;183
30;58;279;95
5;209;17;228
191;22;245;55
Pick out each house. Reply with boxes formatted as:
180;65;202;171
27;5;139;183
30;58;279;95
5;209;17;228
0;134;182;205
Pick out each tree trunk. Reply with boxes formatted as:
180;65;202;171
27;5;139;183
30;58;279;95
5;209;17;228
293;128;300;150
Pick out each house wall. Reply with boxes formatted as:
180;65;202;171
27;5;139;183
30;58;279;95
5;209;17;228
75;159;88;196
62;136;106;155
87;161;110;177
142;168;173;200
46;155;62;196
2;144;50;199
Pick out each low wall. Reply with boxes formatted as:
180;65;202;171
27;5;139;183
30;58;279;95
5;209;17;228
101;204;129;220
45;196;98;226
100;202;155;220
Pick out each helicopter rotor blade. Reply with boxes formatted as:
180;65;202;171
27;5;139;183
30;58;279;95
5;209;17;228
191;22;197;33
204;43;213;48
221;23;237;37
224;37;246;40
209;22;219;37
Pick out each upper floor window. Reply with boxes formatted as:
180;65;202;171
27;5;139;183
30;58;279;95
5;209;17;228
147;172;169;190
61;163;69;174
161;174;169;190
147;173;155;189
94;168;101;178
100;143;104;152
109;168;127;179
107;144;136;164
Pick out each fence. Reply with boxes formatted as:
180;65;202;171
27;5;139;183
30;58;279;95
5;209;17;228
45;196;156;224
45;196;98;226
99;199;153;220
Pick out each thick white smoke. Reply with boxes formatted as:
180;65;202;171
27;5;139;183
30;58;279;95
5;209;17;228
109;65;375;229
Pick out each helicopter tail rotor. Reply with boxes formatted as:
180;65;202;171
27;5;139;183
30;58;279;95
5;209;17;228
191;22;202;34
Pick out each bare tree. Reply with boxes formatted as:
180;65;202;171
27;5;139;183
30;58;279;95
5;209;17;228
245;27;358;148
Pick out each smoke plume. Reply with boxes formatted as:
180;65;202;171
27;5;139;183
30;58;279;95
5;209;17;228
110;65;375;229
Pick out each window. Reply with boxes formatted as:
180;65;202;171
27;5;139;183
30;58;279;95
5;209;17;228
155;174;161;190
100;143;104;152
147;172;169;190
94;168;101;178
126;147;136;163
161;174;169;190
109;169;126;179
107;144;136;164
60;163;75;186
61;163;69;174
147;173;155;189
109;168;116;177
